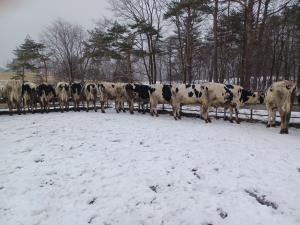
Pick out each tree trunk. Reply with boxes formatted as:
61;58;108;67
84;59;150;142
213;0;219;83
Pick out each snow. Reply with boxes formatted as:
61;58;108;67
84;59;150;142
0;109;300;225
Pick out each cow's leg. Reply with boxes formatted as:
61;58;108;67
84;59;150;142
173;103;180;120
77;99;80;112
52;100;55;110
17;101;21;115
271;109;276;127
8;102;13;116
149;101;154;116
129;100;134;114
101;101;105;113
281;111;288;134
228;107;233;123
154;102;159;117
266;107;272;127
279;110;288;134
27;100;31;113
59;100;63;113
94;99;97;112
42;99;46;113
202;105;210;123
22;98;26;114
235;108;240;124
86;100;89;112
177;107;181;119
115;100;119;113
46;100;49;112
122;101;126;112
173;105;178;120
141;103;145;114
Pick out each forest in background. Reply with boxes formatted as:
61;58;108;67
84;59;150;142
7;0;300;91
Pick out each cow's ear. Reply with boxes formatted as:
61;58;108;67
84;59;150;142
286;85;291;90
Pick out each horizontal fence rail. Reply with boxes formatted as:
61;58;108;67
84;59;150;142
0;100;299;128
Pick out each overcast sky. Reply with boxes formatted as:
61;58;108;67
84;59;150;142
0;0;113;68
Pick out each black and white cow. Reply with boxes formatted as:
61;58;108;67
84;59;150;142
171;84;208;121
148;84;172;117
71;82;83;111
37;83;56;113
84;82;97;112
223;85;265;123
98;82;126;113
201;83;237;122
22;82;38;113
125;84;150;114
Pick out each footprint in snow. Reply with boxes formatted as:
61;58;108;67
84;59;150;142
149;185;159;193
217;208;228;219
34;158;44;163
87;197;97;205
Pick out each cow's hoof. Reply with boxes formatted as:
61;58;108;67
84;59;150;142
266;124;271;128
208;118;212;123
229;120;233;123
224;117;228;121
271;124;276;127
178;116;182;120
116;110;120;114
86;110;89;112
130;111;134;115
101;110;105;113
205;120;209;123
174;117;177;120
216;116;219;120
123;109;126;112
150;113;154;116
236;121;240;124
280;129;288;134
9;114;13;116
156;114;159;117
280;128;288;134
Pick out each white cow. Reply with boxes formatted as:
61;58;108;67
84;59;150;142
265;80;296;134
56;82;70;112
4;80;22;115
84;82;98;112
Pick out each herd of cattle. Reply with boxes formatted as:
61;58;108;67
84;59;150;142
1;80;298;134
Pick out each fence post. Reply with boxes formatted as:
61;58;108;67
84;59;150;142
250;108;253;121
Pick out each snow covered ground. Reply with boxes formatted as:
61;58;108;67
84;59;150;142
0;109;300;225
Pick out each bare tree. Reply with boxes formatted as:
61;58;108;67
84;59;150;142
110;0;164;84
41;19;87;82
